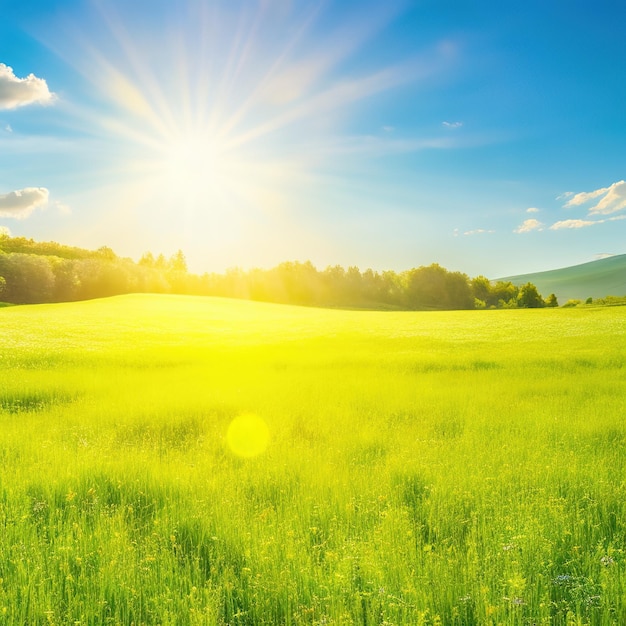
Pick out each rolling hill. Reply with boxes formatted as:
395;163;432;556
497;254;626;303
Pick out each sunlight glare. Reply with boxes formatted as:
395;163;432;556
226;413;270;458
164;134;220;188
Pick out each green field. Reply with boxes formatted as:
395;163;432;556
0;294;625;625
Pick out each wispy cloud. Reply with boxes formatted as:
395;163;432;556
442;121;462;129
526;207;540;213
54;200;72;215
556;191;574;201
588;180;626;215
548;214;625;230
549;219;596;230
563;180;626;215
464;228;495;236
0;64;55;110
514;218;543;233
0;187;49;218
564;186;608;207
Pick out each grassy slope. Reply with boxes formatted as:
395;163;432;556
0;294;625;625
497;253;626;302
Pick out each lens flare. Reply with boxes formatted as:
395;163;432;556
226;413;270;458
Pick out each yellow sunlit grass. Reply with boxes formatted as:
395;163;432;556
1;295;626;623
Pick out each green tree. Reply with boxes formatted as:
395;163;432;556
492;281;518;307
403;264;448;309
0;253;56;303
545;293;558;308
471;275;492;303
517;282;544;308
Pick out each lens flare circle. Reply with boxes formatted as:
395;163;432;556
226;413;270;458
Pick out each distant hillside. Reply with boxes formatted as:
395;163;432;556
497;254;626;303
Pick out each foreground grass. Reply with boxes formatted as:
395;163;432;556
0;294;625;625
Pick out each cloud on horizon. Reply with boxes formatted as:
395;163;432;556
514;218;543;233
464;228;495;236
563;180;626;215
0;187;49;218
549;219;596;230
0;64;55;110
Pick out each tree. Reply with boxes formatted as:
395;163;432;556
492;281;518;307
471;276;492;303
96;246;117;261
139;252;156;267
0;253;55;303
545;293;558;308
445;270;474;309
0;275;5;296
169;250;188;273
403;264;448;309
517;282;544;308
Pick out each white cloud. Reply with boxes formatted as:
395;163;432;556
557;191;574;201
0;187;49;218
526;207;540;213
564;186;609;207
595;253;615;260
563;180;626;215
464;228;495;236
588;180;626;215
549;219;596;230
442;121;462;129
0;64;55;110
4;124;12;133
514;218;543;233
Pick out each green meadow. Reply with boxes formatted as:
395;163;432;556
0;294;625;625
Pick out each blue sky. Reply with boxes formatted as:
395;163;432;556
1;0;625;277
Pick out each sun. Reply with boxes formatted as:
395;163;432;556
54;0;428;265
162;134;221;188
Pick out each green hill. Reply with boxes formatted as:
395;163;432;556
497;254;626;303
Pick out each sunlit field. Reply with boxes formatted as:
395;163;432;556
0;295;625;625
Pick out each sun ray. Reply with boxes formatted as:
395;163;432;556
38;0;454;266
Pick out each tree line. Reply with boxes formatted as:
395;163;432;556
0;234;557;309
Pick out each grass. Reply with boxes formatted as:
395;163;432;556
0;293;625;625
